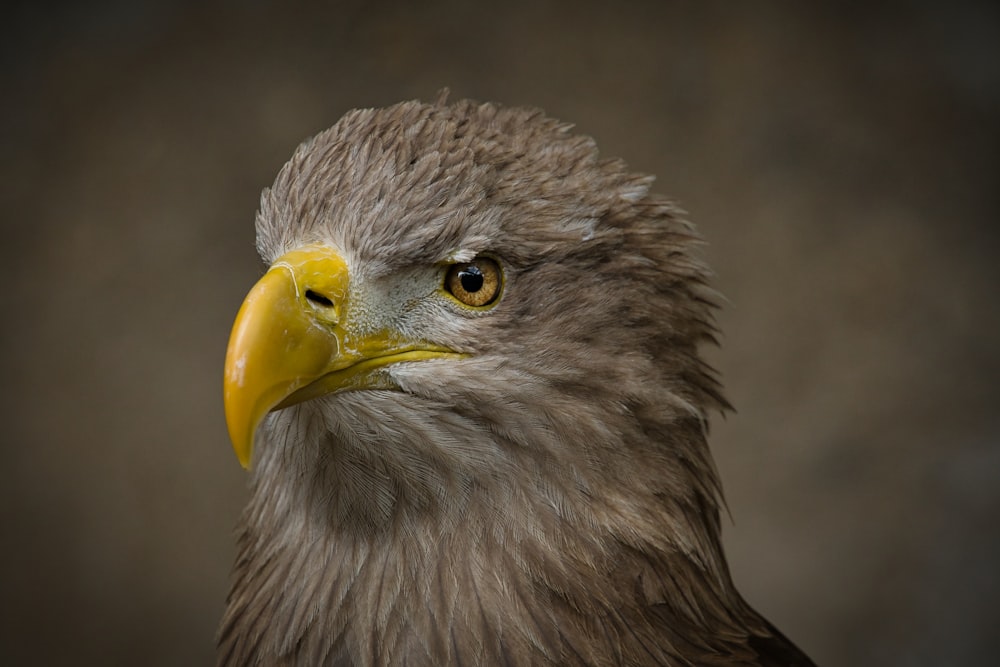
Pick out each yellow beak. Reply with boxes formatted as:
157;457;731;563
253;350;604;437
223;245;460;468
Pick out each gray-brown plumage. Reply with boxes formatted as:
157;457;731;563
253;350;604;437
218;97;815;666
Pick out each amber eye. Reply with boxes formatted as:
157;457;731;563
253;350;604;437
445;257;502;307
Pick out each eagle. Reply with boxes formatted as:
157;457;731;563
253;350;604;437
218;97;816;666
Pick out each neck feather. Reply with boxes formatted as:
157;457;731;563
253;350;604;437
219;398;756;666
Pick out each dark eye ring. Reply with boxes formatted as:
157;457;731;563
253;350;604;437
445;257;502;307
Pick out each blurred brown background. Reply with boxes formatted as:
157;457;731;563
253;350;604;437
2;0;998;664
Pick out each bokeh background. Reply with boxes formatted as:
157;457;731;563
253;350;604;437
3;1;998;664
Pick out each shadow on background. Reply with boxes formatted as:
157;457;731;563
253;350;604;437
2;1;998;664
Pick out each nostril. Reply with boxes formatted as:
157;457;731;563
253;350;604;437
305;289;334;307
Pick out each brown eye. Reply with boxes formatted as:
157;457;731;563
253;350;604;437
445;257;502;307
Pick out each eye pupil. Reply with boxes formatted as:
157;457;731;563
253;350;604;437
459;267;484;293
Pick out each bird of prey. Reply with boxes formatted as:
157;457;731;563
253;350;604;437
219;97;816;666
